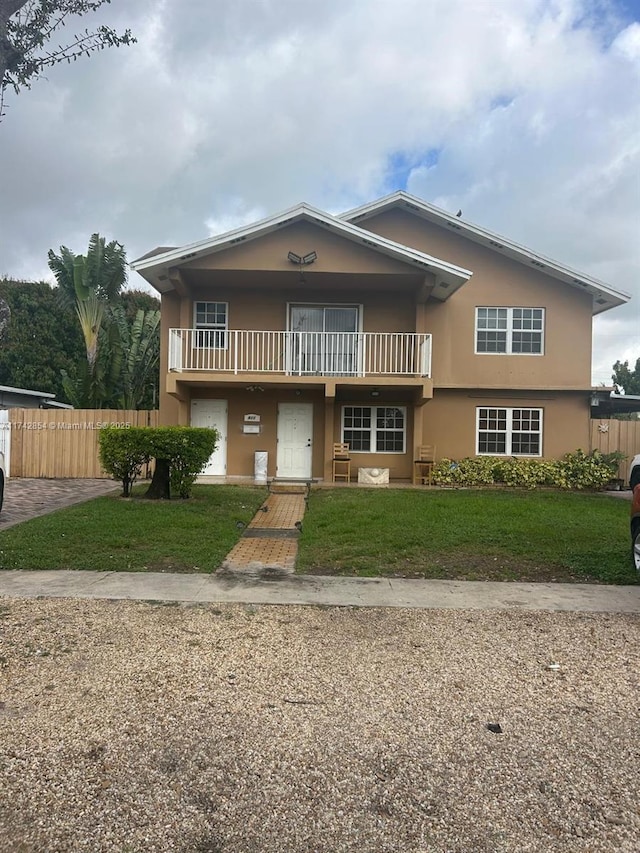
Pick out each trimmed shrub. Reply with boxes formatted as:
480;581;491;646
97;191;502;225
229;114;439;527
432;449;620;491
98;426;150;497
144;427;219;499
99;426;218;498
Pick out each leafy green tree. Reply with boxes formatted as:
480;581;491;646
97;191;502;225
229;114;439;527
1;0;135;117
612;358;640;396
0;278;84;400
48;232;127;309
48;233;127;407
121;289;160;321
111;305;160;409
48;235;160;409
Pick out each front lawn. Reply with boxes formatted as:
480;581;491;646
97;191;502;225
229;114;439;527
0;485;267;572
297;488;636;584
0;485;634;583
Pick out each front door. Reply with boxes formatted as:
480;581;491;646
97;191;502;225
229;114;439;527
276;403;313;479
191;399;227;475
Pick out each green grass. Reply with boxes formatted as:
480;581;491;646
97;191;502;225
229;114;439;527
0;485;267;572
297;488;637;584
0;485;635;583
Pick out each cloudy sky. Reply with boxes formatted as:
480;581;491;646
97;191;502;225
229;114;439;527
1;0;638;384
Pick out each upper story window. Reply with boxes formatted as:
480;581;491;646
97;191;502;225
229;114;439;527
476;407;542;456
194;301;228;349
476;307;544;355
290;304;360;376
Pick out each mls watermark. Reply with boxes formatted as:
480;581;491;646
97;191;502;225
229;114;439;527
0;422;132;431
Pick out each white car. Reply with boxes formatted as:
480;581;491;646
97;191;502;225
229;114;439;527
0;450;4;512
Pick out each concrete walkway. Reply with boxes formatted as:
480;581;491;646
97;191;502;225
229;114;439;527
0;569;638;612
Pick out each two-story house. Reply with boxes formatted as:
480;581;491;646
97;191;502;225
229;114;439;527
130;192;629;483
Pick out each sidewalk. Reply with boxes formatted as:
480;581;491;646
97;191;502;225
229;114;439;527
0;569;638;612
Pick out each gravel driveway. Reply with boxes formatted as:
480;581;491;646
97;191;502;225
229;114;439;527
0;598;638;852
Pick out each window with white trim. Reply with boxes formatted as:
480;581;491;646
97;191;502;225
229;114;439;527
476;407;543;456
194;301;228;349
476;307;544;354
342;406;406;453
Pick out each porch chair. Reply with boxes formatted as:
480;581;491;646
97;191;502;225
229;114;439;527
413;445;436;486
332;443;351;483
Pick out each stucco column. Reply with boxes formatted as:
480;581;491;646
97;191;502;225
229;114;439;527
412;401;424;457
323;389;336;482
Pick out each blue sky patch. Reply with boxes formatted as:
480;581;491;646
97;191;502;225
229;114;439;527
385;148;441;192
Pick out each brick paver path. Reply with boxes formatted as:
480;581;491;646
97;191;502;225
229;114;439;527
221;491;306;575
0;478;118;531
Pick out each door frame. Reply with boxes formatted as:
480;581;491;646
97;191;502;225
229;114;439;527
190;399;228;475
276;402;314;479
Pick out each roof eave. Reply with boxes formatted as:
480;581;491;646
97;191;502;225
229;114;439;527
342;192;630;315
130;202;473;295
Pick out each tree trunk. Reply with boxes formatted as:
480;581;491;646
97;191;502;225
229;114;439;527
145;458;171;500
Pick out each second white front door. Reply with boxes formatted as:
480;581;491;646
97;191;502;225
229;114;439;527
276;403;313;479
191;399;228;475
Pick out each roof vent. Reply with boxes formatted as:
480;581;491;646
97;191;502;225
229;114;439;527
573;279;587;286
489;240;504;248
179;252;196;260
446;222;462;230
230;236;246;244
405;202;420;211
531;260;545;268
596;298;607;305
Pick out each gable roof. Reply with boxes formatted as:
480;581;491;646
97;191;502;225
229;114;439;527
342;191;630;315
130;202;472;297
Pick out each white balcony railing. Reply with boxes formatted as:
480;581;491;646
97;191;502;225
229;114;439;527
169;329;432;378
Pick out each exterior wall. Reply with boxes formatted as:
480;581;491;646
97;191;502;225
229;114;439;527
183;220;419;275
188;386;326;479
159;292;183;426
184;386;418;480
185;286;416;334
361;209;594;390
156;206;599;477
422;390;591;461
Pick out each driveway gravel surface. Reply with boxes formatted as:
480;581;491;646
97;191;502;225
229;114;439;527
0;598;638;852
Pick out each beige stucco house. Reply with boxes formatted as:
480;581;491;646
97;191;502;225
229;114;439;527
130;192;630;483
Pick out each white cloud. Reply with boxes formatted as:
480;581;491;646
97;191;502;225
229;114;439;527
0;0;638;382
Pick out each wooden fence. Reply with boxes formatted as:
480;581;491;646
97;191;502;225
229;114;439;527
591;417;640;480
7;409;158;478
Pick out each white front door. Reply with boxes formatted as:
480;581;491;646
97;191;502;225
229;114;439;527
191;399;227;475
276;403;313;479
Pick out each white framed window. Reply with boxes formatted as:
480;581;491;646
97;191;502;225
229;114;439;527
476;407;543;456
476;307;544;355
194;301;228;349
342;406;406;453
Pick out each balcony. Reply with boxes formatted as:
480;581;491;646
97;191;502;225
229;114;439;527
169;329;432;378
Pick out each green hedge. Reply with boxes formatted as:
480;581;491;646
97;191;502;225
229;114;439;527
431;449;625;490
99;426;218;498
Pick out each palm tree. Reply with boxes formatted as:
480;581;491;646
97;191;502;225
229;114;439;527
48;234;127;408
48;234;127;309
111;306;160;409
